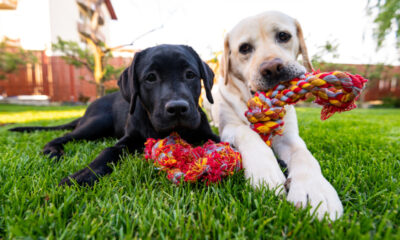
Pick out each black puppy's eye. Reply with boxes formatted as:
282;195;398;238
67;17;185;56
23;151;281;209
277;32;291;43
145;73;157;83
239;43;253;54
185;71;196;79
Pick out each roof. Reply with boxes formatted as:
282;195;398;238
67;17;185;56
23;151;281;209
104;0;117;20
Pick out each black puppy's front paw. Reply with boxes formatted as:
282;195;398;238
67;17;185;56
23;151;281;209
43;144;64;160
59;167;99;187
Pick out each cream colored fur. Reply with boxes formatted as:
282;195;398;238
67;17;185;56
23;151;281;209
206;11;343;220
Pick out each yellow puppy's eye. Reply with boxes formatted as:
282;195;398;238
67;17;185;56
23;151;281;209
277;32;291;43
239;43;253;54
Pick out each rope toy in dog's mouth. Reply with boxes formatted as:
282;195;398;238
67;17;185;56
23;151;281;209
144;133;242;184
245;71;368;146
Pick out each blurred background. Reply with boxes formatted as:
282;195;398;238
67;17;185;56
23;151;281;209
0;0;399;107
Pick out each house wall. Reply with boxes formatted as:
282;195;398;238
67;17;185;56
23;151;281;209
100;3;112;43
48;0;81;45
0;0;114;53
0;0;51;50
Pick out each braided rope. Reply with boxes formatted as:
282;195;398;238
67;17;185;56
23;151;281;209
245;71;368;146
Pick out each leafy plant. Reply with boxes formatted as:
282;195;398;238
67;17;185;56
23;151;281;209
52;37;124;97
0;38;37;80
368;0;400;48
381;96;400;107
311;40;340;69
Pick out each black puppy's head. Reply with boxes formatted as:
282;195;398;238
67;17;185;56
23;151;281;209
118;44;214;132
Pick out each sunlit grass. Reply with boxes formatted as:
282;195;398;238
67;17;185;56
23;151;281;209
0;104;86;124
0;104;399;239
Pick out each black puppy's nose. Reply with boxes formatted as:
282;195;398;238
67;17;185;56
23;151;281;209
260;58;284;80
165;100;189;117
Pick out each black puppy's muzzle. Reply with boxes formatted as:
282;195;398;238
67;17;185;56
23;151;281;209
165;100;189;117
151;97;201;132
162;98;200;129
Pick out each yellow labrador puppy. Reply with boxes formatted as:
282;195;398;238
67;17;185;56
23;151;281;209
207;11;343;220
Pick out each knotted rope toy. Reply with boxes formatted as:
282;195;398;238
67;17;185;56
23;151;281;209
144;71;367;183
144;133;242;184
245;71;368;146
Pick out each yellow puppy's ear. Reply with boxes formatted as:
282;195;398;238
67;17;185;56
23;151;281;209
295;20;313;72
221;34;231;85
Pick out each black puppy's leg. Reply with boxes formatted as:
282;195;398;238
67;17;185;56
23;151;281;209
43;135;73;160
59;134;144;186
43;116;113;160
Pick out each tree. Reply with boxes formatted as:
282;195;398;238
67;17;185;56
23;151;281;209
311;40;340;70
368;0;400;48
70;0;162;97
0;38;37;80
52;37;124;97
62;0;123;97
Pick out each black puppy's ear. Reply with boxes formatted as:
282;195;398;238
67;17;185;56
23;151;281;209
117;51;142;114
199;61;215;104
118;68;130;102
183;46;215;104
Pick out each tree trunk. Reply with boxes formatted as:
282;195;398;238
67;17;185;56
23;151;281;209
86;38;104;98
97;83;105;98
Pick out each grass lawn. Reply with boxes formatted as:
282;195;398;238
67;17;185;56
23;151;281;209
0;103;399;239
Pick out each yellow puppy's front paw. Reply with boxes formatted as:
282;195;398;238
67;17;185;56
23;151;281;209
286;173;343;221
245;164;287;195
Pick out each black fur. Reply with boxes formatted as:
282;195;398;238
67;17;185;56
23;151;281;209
9;118;81;132
10;44;219;186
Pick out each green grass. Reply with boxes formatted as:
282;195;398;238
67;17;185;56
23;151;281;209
0;104;399;239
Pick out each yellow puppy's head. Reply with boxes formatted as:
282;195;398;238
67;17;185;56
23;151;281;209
221;11;313;91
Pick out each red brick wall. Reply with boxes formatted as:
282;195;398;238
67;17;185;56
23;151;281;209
317;63;400;101
1;53;399;102
50;56;75;102
1;52;133;102
0;51;47;97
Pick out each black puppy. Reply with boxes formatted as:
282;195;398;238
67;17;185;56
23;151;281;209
10;44;220;186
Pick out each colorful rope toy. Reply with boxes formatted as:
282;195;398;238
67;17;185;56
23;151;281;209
245;71;368;146
144;133;242;184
